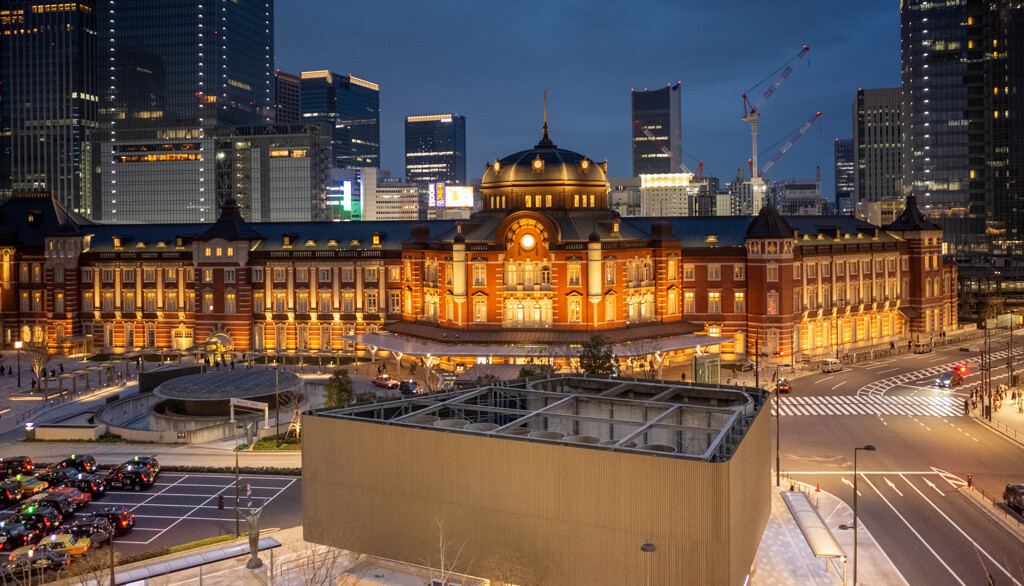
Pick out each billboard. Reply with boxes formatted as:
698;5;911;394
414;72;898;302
444;186;474;208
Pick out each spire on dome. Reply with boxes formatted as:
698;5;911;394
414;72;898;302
536;90;557;148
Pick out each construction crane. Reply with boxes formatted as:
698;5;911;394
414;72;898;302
753;111;822;178
741;45;810;177
633;120;703;181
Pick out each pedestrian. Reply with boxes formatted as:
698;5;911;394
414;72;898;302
59;363;63;373
964;398;970;415
50;368;55;378
0;367;5;377
30;380;35;389
890;341;895;351
7;366;11;375
908;340;913;351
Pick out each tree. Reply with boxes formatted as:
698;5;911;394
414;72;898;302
324;369;354;408
487;550;547;586
23;344;56;385
578;334;616;376
290;542;353;586
518;363;555;379
418;519;468;586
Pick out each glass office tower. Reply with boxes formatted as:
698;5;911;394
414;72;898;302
834;138;855;215
300;70;380;169
1;2;98;214
405;114;466;185
631;83;681;176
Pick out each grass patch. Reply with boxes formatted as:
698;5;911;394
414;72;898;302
252;433;301;451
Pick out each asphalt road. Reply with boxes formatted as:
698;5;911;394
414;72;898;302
775;333;1024;586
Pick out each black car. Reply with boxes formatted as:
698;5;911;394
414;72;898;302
22;495;74;520
0;458;33;476
399;380;422;395
106;467;154;491
0;523;34;551
91;508;134;536
35;467;78;487
1004;484;1024;514
5;546;71;573
114;456;160;478
55;455;98;474
775;379;791;394
67;471;108;496
0;481;21;506
64;516;114;546
13;506;60;539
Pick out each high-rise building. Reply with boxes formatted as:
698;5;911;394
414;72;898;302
405;114;466;185
99;0;275;136
275;70;301;125
901;1;1024;252
776;178;826;216
853;89;901;207
834;138;855;214
300;70;380;169
360;168;428;221
631;84;681;176
1;1;98;215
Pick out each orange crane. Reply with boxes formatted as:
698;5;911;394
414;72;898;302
633;120;703;181
753;111;822;178
741;45;810;177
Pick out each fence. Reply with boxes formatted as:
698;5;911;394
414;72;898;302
962;485;1024;534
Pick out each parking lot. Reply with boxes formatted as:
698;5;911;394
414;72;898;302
5;472;302;557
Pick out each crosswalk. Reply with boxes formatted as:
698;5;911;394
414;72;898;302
770;395;965;417
858;347;1016;396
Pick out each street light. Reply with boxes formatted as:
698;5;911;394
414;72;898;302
14;341;22;388
851;445;876;586
775;362;791;487
640;541;656;586
234;423;243;536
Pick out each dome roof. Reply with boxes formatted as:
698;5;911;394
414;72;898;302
481;127;607;187
746;205;793;239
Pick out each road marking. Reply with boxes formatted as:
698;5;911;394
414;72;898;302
840;476;861;496
878;368;899;374
818;375;835;383
900;474;1024;586
930;468;967;489
772;395;963;417
831;381;846;390
923;478;944;497
859;475;967;586
884;477;904;496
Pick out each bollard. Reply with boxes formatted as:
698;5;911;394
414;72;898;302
967;474;972;488
816;483;820;492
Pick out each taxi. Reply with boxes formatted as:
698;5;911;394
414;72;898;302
12;532;90;558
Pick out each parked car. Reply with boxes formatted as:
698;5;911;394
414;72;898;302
1004;484;1024;514
35;467;79;488
820;358;843;373
67;472;108;497
91;508;134;536
13;506;61;539
13;532;90;558
23;494;74;520
399;379;422;395
0;458;33;476
45;487;91;510
55;455;98;474
64;516;114;547
0;523;35;551
10;475;47;498
0;481;23;506
112;456;160;479
106;467;154;492
775;379;791;394
935;371;963;388
371;374;399;389
913;342;932;354
5;545;71;572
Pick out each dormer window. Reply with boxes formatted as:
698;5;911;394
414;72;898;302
282;235;292;247
156;242;167;248
372;233;381;247
350;239;362;247
305;239;316;247
176;237;184;248
135;241;146;248
113;237;122;248
327;239;338;247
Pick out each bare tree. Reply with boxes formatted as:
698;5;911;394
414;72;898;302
625;338;661;381
23;343;56;385
290;542;352;586
487;550;547;586
416;519;470;585
66;547;119;586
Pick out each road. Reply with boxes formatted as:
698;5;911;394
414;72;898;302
775;331;1024;585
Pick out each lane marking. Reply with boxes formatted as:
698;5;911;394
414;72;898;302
899;474;1024;586
859;475;967;586
884;477;904;496
923;478;944;497
878;368;899;374
832;381;846;390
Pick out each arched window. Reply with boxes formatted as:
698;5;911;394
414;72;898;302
541;265;551;285
524;264;534;287
506;264;518;286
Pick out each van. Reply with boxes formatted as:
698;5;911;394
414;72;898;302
821;358;843;373
913;342;932;354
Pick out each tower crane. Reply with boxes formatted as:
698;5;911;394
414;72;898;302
755;111;821;178
633;120;703;181
741;45;810;176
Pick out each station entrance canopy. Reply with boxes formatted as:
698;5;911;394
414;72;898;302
340;332;733;359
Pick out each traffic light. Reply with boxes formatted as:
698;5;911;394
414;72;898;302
217;495;224;510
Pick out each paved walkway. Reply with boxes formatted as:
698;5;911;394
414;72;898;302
980;390;1024;446
754;480;907;586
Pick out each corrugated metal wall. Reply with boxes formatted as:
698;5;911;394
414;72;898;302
303;409;771;586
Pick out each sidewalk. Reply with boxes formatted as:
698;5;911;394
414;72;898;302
976;394;1024;446
753;479;907;586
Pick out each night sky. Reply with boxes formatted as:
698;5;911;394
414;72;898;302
275;0;899;199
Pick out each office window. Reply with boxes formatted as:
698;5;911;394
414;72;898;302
683;264;695;281
102;292;114;312
708;265;721;281
297;293;309;313
81;268;93;283
794;264;801;279
187;291;196;312
605;295;616;320
319;292;332;312
225;293;236;314
605;263;615;285
319;324;332;350
850;261;858;276
667;290;678;315
341;267;354;282
668;260;678;280
165;268;177;282
366;292;378;313
389;291;401;313
708;291;721;313
473;264;486;287
123;269;135;283
203;269;214;283
901;257;909;271
836;262;844;276
123;292;135;312
767;264;779;282
567;264;581;287
342;292;354;313
568;297;582;323
253;292;264;313
296;269;308;283
767;291;779;315
274;268;287;282
473;297;487;322
822;263;830;278
251;267;263;282
55;292;65;313
102;269;113;283
166;292;178;312
204;293;214;313
274;292;287;313
319;268;331;282
734;265;745;281
541;265;551;285
125;323;135;349
807;264;816;278
683;290;695;313
144;268;156;282
32;264;41;283
388;266;401;282
224;269;235;283
146;324;156;348
734;291;746;313
83;292;93;311
366;268;378;283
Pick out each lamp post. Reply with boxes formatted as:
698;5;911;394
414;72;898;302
275;365;281;446
1009;311;1021;386
234;423;243;536
640;541;656;586
14;341;21;388
775;361;791;487
852;445;876;586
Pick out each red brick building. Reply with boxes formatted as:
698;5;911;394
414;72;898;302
0;126;957;371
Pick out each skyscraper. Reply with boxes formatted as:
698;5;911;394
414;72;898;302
631;84;681;176
834;138;854;214
275;70;301;125
853;89;901;207
300;70;380;169
405;114;466;185
901;0;1024;252
1;1;98;215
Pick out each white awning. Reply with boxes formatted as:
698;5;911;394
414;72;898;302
340;332;732;358
781;491;846;559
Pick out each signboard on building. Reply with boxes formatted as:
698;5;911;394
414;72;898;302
444;186;474;208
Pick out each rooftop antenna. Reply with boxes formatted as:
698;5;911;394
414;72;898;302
537;90;554;147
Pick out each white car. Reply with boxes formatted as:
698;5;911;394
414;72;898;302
821;358;842;373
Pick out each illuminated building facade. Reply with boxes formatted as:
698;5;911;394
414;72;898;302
299;70;380;169
853;88;901;207
1;1;98;215
834;138;855;214
275;70;301;125
404;114;467;186
0;125;957;371
631;83;681;176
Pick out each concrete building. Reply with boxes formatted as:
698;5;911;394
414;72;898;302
609;177;642;216
631;84;682;176
97;124;332;223
404;114;467;186
360;169;427;222
834;138;855;214
1;1;98;215
853;89;901;207
303;375;771;586
274;71;301;125
300;70;380;169
856;200;904;228
729;168;768;216
776;178;826;216
638;174;720;217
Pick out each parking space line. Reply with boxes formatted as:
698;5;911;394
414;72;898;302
142;485;232;544
128;475;189;512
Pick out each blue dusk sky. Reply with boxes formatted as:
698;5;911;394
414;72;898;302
275;0;900;198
